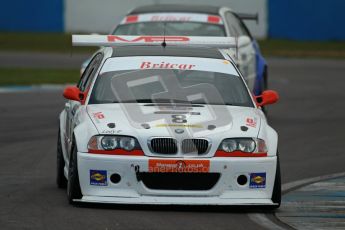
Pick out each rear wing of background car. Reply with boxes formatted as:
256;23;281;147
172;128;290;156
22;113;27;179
72;35;250;49
120;13;224;25
237;13;259;24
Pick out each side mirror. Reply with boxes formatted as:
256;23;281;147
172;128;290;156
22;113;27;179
63;86;83;102
255;90;279;107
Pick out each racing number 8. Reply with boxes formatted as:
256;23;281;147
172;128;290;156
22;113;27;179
172;115;187;123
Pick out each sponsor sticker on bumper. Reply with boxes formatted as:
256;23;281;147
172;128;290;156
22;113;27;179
149;159;210;173
249;172;266;188
90;170;108;186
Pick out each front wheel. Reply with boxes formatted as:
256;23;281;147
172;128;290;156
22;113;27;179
67;142;82;204
57;129;67;188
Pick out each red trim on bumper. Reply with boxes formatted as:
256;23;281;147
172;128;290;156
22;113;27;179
214;150;267;157
88;149;144;156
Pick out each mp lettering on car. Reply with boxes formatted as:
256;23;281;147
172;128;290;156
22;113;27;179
107;35;190;43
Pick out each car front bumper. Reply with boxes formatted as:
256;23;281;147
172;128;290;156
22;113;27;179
77;152;278;205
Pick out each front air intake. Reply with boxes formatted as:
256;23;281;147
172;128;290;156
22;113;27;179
149;138;178;154
182;139;209;154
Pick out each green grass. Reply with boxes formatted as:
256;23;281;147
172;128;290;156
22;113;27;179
0;32;96;53
1;32;345;58
0;68;80;86
258;39;345;59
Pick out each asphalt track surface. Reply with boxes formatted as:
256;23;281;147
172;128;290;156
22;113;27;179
1;58;345;230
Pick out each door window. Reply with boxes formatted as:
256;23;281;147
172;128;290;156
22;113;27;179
77;53;103;92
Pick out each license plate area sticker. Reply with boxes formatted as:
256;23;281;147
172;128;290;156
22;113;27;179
148;159;210;173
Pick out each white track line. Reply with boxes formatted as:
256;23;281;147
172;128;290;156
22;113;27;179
248;171;345;230
281;172;345;192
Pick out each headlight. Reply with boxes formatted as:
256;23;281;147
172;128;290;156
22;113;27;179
88;135;140;151
238;139;256;153
101;136;118;150
218;138;267;153
119;136;136;151
221;139;237;152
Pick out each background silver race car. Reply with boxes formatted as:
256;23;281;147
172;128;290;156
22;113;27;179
82;4;268;96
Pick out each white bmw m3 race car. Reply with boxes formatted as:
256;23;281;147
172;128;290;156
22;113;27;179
57;35;281;208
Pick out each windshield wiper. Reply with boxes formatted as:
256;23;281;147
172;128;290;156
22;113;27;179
111;99;237;106
113;99;193;104
112;99;153;103
152;99;192;104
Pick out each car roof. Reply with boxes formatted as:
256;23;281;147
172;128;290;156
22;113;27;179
129;4;221;15
110;46;225;59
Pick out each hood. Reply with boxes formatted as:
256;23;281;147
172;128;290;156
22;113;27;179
87;103;262;140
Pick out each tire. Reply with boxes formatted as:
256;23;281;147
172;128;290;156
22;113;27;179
67;141;82;204
57;129;67;188
270;155;282;209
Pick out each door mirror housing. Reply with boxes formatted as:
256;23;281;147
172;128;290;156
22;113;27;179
63;86;83;102
255;90;279;107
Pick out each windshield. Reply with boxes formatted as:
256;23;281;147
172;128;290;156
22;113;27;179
89;68;253;107
113;22;226;37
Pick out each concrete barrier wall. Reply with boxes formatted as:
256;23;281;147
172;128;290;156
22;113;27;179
0;0;63;32
64;0;268;39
